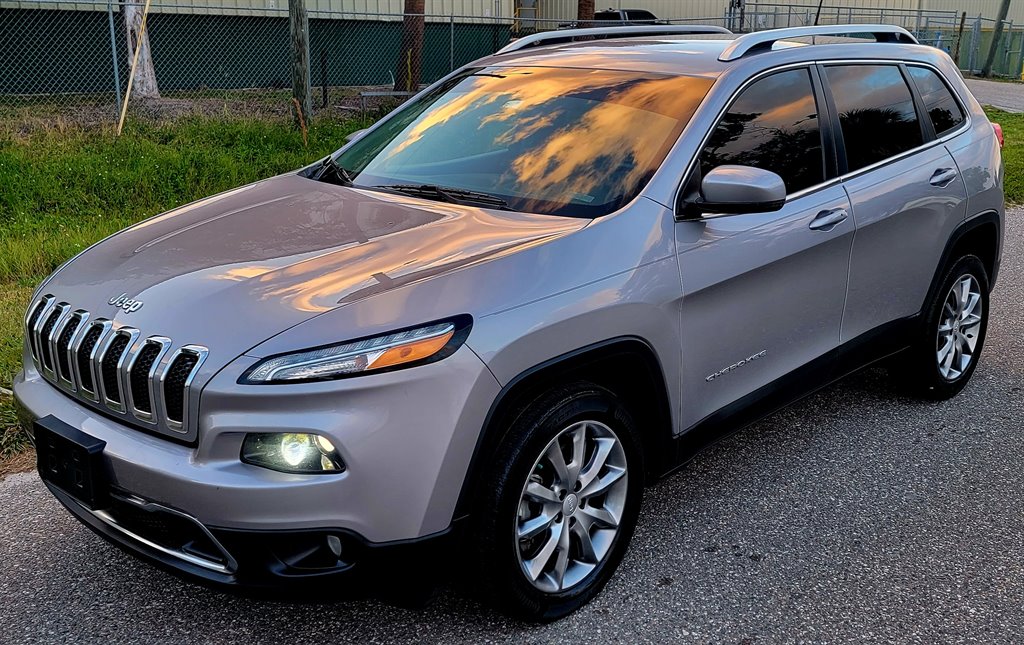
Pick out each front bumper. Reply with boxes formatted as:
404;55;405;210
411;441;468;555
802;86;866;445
43;479;462;595
13;343;500;589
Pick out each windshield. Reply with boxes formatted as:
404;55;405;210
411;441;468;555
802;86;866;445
335;66;714;217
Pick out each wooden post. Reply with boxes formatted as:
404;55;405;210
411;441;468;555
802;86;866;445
953;11;967;65
290;0;312;126
577;0;594;23
983;0;1013;77
395;0;425;93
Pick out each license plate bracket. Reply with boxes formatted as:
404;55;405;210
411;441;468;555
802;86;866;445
35;415;108;509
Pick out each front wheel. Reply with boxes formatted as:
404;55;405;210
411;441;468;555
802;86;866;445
471;383;643;621
894;255;990;399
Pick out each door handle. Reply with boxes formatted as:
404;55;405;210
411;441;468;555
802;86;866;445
808;208;848;231
930;167;958;188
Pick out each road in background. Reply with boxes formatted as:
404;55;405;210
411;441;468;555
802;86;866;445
966;78;1024;112
2;208;1022;644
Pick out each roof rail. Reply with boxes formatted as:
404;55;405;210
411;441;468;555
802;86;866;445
497;25;733;55
718;24;918;62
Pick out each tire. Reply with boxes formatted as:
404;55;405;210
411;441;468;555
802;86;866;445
470;383;644;621
895;255;990;400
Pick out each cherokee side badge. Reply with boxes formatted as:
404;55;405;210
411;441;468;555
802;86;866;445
706;349;767;382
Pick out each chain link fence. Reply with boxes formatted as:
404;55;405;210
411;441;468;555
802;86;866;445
2;0;1022;129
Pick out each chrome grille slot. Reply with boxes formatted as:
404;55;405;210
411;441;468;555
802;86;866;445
38;307;63;372
162;349;202;427
131;344;162;413
75;323;105;395
127;338;171;421
26;298;49;361
26;294;207;441
55;312;83;385
100;332;132;407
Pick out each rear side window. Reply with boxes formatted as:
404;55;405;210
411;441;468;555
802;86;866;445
907;66;965;136
700;68;825;195
825;65;923;172
595;11;621;20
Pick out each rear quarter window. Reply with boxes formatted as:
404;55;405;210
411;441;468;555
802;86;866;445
907;65;966;137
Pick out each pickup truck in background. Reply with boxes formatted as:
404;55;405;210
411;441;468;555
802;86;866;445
558;8;665;29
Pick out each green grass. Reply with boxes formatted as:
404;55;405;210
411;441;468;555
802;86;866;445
0;115;366;456
986;108;1024;205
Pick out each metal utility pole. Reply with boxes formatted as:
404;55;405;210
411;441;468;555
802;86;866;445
290;0;312;125
983;0;1013;77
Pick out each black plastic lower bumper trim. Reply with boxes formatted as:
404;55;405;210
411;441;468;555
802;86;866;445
46;481;463;600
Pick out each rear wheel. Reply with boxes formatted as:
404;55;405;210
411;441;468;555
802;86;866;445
471;383;643;621
894;255;989;399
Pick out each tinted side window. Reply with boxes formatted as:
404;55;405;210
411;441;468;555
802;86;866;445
825;65;923;172
908;66;965;136
700;68;824;195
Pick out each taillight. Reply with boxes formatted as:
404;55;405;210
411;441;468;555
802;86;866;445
993;123;1004;148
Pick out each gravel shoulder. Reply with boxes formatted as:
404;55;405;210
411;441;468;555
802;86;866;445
2;208;1022;644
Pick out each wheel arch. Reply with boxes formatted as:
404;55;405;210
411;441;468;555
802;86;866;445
924;210;1002;309
454;337;675;519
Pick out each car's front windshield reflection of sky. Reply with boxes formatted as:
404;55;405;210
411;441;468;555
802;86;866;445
346;67;713;217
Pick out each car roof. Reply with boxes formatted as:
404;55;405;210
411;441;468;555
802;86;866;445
480;33;937;78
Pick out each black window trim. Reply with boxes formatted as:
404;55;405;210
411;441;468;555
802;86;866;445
674;62;839;218
816;59;972;183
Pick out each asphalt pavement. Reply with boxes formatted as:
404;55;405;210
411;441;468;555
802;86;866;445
2;208;1022;644
965;78;1024;113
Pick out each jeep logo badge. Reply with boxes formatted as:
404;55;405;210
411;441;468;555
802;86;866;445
108;293;143;313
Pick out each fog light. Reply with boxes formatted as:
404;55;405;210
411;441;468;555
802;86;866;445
327;534;343;557
241;433;345;474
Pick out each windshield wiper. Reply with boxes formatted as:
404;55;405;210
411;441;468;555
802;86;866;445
373;184;511;210
312;155;354;186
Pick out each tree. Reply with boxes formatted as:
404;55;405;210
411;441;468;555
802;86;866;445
290;0;312;125
982;0;1013;77
124;1;159;99
395;0;425;93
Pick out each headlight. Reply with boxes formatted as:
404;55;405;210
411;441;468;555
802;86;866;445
241;433;345;474
240;316;471;384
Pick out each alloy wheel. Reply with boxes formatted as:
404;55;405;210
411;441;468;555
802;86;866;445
936;273;983;381
514;420;628;593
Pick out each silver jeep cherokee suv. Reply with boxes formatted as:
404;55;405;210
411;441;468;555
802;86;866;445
15;25;1005;620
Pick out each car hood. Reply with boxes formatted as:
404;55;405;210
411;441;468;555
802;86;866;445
40;173;586;363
